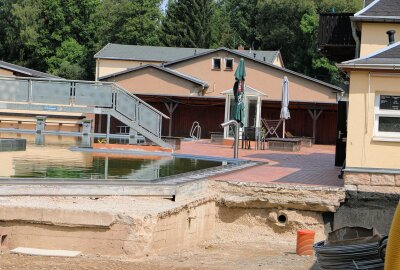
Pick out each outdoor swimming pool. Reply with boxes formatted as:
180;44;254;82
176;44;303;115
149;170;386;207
0;134;224;180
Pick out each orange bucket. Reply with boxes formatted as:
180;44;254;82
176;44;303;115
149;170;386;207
296;230;315;256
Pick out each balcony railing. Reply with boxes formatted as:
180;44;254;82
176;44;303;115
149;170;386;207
319;13;355;47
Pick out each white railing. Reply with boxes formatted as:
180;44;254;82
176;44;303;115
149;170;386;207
0;76;168;144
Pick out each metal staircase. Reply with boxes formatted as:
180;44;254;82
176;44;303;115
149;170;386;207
0;76;171;148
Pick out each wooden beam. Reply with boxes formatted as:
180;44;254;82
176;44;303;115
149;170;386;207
308;109;323;144
164;102;179;136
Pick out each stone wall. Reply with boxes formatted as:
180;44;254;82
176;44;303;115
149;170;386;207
341;171;400;234
344;172;400;193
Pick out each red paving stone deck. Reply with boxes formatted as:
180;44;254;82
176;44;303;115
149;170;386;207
176;140;343;187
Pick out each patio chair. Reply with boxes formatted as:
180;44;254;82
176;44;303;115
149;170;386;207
285;131;295;138
261;118;282;138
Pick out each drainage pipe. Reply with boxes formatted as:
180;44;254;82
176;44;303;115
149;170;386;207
385;202;400;270
351;20;360;58
221;120;240;159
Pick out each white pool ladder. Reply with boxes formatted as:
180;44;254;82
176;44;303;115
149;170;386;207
190;121;201;140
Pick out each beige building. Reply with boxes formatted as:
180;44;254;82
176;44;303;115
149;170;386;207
96;45;342;144
338;0;400;189
95;44;284;80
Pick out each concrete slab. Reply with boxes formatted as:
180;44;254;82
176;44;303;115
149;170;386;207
11;247;81;257
1;196;216;256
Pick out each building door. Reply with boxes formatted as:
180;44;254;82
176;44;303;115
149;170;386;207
335;101;347;166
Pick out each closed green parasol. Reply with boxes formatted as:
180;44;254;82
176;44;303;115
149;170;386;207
233;58;246;125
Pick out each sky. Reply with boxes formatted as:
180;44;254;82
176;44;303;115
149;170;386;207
161;0;168;11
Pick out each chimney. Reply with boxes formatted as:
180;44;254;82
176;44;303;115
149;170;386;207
238;45;244;50
387;30;396;45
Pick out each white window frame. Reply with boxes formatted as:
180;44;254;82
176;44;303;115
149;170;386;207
224;58;234;70
212;57;221;70
373;93;400;142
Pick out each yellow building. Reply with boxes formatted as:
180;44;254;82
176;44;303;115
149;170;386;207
338;0;400;190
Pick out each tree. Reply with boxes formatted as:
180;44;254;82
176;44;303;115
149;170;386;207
47;38;86;79
226;0;259;49
210;0;233;48
94;0;162;47
8;0;100;79
0;0;364;83
161;0;213;48
317;0;363;13
255;0;362;85
256;0;317;70
0;0;20;62
9;0;43;68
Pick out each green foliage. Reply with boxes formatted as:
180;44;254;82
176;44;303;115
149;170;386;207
4;0;100;78
10;0;42;67
47;38;86;79
253;0;362;85
161;0;213;48
226;0;259;48
0;0;363;84
0;0;162;80
317;0;363;13
0;1;22;64
312;57;343;86
256;0;317;70
210;1;233;48
300;13;319;35
93;0;162;47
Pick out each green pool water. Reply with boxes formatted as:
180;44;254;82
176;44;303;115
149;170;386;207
0;135;223;180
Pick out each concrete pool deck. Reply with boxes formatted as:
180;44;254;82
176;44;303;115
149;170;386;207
177;140;343;187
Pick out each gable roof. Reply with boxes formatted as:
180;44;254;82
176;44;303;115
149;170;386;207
164;47;343;92
0;60;61;79
99;64;209;88
364;0;375;7
338;41;400;68
221;85;267;97
352;0;400;22
94;43;281;64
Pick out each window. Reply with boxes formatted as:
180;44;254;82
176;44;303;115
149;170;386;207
374;94;400;141
212;58;221;70
225;58;234;70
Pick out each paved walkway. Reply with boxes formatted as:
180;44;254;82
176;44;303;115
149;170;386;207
177;140;343;187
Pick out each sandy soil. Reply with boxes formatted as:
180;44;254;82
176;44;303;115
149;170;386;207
0;222;319;270
0;243;318;270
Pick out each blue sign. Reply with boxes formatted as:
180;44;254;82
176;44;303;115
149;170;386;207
43;106;58;111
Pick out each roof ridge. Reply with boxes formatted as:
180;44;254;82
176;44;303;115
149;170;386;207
341;41;400;64
94;43;277;58
99;64;208;87
158;66;208;86
164;47;342;92
94;43;112;58
221;84;267;96
0;60;61;79
355;0;381;16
